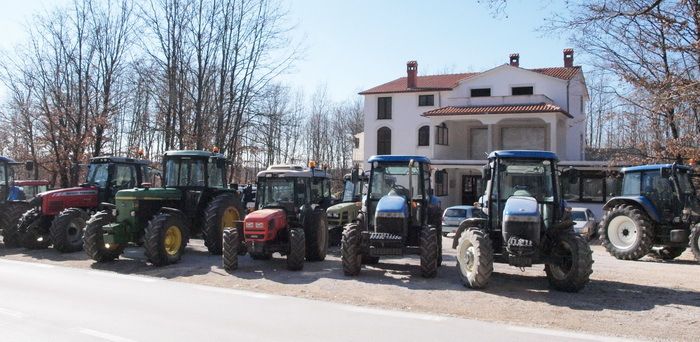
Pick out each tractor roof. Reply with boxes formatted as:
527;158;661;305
368;155;431;164
0;156;17;163
488;150;559;161
90;156;150;165
163;150;226;159
257;165;330;179
622;164;692;173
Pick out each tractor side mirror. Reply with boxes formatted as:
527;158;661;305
661;168;671;178
25;161;34;171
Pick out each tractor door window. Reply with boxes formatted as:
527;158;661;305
324;179;331;198
114;164;137;189
87;163;110;189
622;172;641;196
188;160;206;187
208;160;225;188
642;171;674;205
165;159;179;187
295;178;307;206
310;179;323;204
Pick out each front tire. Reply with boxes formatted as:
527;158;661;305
18;208;52;249
420;225;438;278
222;228;239;271
691;224;700;263
456;229;493;289
286;228;305;271
305;213;328;262
545;231;593;292
1;202;31;248
341;223;361;276
144;213;189;266
84;211;124;262
203;194;244;255
599;204;654;260
50;208;88;253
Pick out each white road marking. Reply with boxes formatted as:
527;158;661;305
0;307;26;319
507;326;631;341
191;284;271;299
0;259;55;268
341;305;446;322
79;328;138;342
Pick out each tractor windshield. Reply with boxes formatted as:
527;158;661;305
257;177;307;209
87;163;110;189
369;163;422;201
496;159;555;203
164;158;206;187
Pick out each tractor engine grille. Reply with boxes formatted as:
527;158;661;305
375;217;405;237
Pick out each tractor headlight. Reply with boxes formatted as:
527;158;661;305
130;210;136;217
503;215;540;223
112;209;118;216
328;212;340;218
255;222;264;229
245;222;254;228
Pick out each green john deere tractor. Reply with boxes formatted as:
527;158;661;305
326;170;367;246
84;150;244;266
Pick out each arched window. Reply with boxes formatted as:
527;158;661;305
377;127;391;155
418;125;430;146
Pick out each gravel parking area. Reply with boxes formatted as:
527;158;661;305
1;237;698;341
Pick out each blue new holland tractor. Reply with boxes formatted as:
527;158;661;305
453;151;593;292
599;164;700;262
341;155;442;278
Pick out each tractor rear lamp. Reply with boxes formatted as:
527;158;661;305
503;215;539;223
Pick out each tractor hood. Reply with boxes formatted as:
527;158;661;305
327;201;356;215
115;188;182;201
33;186;99;214
375;195;408;218
245;208;286;223
36;185;97;200
503;196;540;222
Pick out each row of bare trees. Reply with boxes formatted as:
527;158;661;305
0;0;361;186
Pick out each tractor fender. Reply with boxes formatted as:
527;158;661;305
603;196;661;223
99;202;116;210
452;218;487;249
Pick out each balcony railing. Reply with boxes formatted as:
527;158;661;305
464;94;555;107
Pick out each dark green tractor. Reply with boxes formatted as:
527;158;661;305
326;170;367;246
84;150;244;266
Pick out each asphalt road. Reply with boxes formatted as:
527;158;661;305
0;259;630;342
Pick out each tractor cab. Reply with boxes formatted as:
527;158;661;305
452;150;593;292
85;156;153;203
13;180;50;199
0;157;34;202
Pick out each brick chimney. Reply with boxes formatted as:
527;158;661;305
563;48;574;67
407;61;417;88
509;53;520;67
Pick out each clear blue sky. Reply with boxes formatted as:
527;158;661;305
279;0;578;101
0;0;578;102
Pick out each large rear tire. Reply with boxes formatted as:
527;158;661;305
84;211;124;262
18;208;52;249
456;228;493;289
286;228;305;271
1;202;31;248
545;231;593;292
691;224;700;263
222;228;239;271
305;212;328;262
341;223;361;276
144;213;189;266
50;208;88;253
420;225;438;278
598;204;654;260
203;194;244;255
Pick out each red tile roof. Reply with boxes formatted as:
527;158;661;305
359;66;581;95
422;103;572;118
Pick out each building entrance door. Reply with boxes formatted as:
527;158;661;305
462;175;481;205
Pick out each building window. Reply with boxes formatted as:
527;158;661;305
353;137;360;149
436;123;448;145
435;170;448;196
470;88;491;97
418;94;434;106
512;86;534;95
377;97;392;119
418;126;430;146
377;127;391;155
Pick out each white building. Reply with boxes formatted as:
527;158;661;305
357;49;596;208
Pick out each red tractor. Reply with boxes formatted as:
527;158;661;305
17;156;154;252
222;164;332;271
